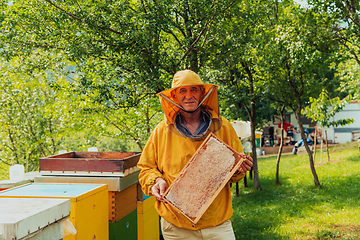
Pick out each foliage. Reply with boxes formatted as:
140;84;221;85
302;89;354;128
203;0;274;118
0;52;145;171
309;0;360;66
0;0;245;96
58;132;137;152
0;0;252;151
231;142;360;239
262;4;340;111
336;58;360;101
0;159;8;180
258;1;343;187
0;56;71;171
200;0;282;190
308;0;360;101
66;88;163;150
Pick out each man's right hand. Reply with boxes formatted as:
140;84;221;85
151;177;168;202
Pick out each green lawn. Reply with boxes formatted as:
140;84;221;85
231;142;360;240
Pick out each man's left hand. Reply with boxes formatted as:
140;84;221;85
237;153;253;172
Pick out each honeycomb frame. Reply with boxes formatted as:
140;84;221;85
163;132;245;225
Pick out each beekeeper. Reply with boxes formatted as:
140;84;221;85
137;70;253;240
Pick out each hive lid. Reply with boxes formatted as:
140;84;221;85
39;151;141;177
0;183;107;201
163;132;246;225
0;198;70;240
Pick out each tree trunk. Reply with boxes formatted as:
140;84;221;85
240;60;261;190
275;105;285;185
320;127;324;163
313;126;317;163
325;130;330;162
295;109;320;187
250;108;261;190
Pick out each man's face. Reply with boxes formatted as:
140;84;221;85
175;85;203;112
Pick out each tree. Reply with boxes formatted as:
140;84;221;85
70;91;163;151
336;59;360;101
0;0;254;149
0;56;73;171
200;0;280;190
274;105;287;185
0;0;246;94
302;89;354;162
309;0;360;65
309;0;360;101
262;2;342;187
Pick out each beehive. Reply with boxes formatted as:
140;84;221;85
109;209;138;240
0;198;70;240
163;133;245;225
0;183;108;240
39;151;140;177
137;196;159;240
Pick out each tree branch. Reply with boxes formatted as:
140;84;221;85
175;0;222;66
95;110;143;150
44;0;123;35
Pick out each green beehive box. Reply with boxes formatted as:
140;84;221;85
109;209;137;240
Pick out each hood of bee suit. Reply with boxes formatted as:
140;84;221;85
157;70;222;137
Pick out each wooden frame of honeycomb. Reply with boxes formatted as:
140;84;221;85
163;132;245;225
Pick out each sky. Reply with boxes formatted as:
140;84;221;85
295;0;309;8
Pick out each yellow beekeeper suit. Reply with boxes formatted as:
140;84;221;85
137;70;246;230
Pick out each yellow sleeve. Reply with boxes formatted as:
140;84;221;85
137;132;163;196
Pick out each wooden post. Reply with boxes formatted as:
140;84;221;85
320;127;324;163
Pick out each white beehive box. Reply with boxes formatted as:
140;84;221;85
34;170;139;192
231;121;251;139
0;198;70;240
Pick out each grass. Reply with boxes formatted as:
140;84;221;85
231;142;360;240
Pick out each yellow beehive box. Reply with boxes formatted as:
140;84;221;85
137;196;159;240
0;183;108;240
255;131;263;139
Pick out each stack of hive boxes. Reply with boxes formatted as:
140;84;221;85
137;196;159;240
35;151;160;240
108;182;138;239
